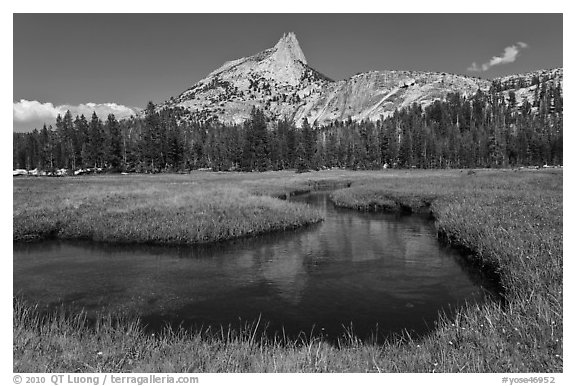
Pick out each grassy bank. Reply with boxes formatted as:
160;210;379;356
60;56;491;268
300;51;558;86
13;169;562;372
13;172;337;245
330;169;563;372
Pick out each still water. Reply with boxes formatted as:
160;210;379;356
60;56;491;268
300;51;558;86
13;192;498;341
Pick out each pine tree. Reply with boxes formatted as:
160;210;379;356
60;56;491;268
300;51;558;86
38;124;53;170
105;114;123;171
86;112;104;169
74;115;89;168
252;108;270;171
295;142;308;173
141;102;162;172
54;114;64;168
285;121;297;168
301;118;316;169
241;107;269;171
59;110;76;170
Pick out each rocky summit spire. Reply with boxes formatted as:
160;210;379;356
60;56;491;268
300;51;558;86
273;32;307;65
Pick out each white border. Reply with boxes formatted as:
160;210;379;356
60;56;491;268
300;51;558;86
4;3;572;384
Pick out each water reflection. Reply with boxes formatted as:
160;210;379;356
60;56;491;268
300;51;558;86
13;192;498;341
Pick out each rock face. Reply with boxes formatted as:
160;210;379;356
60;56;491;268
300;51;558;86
164;32;330;125
161;33;561;126
495;68;563;110
294;70;489;125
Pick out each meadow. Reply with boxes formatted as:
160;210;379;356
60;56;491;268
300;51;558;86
13;168;562;372
12;172;347;245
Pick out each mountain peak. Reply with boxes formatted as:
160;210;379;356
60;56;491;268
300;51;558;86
273;32;307;65
168;34;558;128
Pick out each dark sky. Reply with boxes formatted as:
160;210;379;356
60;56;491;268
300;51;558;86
13;14;563;130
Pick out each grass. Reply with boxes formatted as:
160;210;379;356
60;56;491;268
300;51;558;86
330;169;563;371
13;172;337;245
13;169;563;372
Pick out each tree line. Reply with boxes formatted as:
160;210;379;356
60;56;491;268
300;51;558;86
13;79;562;173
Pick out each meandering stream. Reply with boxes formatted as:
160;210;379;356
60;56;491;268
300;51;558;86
13;191;499;342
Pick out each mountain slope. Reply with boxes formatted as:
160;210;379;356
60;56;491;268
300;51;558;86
163;32;332;124
162;33;561;126
294;70;490;124
493;68;563;112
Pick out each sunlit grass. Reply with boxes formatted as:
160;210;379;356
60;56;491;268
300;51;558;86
13;173;329;245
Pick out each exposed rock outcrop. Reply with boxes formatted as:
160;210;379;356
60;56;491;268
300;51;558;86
161;33;562;127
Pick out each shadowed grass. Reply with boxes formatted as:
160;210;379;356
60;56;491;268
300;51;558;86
13;169;562;372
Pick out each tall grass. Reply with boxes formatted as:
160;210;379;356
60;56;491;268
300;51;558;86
330;169;563;372
13;173;331;245
13;169;563;372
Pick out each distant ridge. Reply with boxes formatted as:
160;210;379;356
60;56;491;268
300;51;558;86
161;33;563;126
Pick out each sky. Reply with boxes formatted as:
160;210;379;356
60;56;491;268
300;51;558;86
13;13;563;132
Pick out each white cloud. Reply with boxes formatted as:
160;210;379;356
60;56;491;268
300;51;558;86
13;100;60;123
467;62;481;72
13;99;138;131
467;42;529;72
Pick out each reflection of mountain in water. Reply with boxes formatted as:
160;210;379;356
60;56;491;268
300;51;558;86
13;192;496;339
